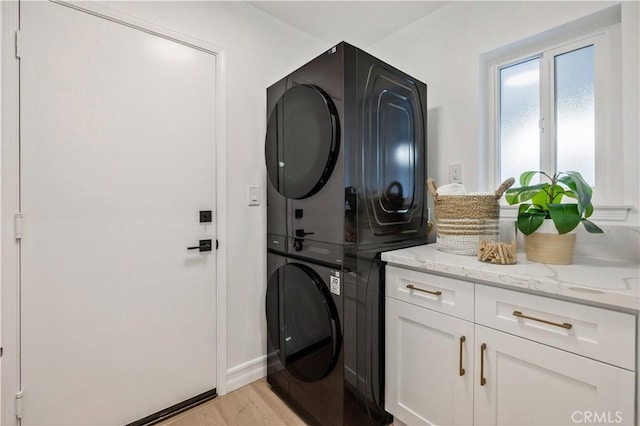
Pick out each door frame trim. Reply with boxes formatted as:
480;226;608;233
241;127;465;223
1;2;22;424
1;2;229;422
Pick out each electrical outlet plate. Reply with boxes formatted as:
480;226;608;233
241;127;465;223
449;163;462;183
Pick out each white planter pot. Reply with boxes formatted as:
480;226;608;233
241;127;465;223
535;218;578;234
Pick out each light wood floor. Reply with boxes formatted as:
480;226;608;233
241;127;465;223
158;378;307;426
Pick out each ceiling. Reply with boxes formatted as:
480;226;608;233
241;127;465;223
246;1;449;47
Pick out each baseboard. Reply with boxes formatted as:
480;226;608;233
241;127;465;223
226;355;267;393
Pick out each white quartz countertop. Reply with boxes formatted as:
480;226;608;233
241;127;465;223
381;244;640;311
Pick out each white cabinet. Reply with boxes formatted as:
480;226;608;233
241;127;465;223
386;297;474;425
475;285;636;370
385;268;636;426
385;265;474;321
474;325;635;426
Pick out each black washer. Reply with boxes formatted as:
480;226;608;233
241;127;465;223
265;84;340;200
266;262;341;383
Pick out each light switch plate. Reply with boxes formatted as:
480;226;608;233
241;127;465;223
248;185;260;206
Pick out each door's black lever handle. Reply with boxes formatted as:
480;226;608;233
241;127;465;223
295;229;315;238
187;239;212;252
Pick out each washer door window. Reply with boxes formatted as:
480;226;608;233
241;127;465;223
266;263;340;382
265;84;340;199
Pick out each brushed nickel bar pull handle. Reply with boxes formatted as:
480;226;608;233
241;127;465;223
480;343;487;386
406;284;442;296
512;310;573;330
459;336;466;376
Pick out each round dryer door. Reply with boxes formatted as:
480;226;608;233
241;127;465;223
265;84;340;199
265;262;341;382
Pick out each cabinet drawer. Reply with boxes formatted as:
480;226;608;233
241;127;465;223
386;266;474;321
475;285;636;370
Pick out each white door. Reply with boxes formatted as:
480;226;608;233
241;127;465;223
19;2;217;424
474;325;635;426
385;297;474;426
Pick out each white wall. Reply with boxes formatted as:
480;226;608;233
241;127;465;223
367;1;639;227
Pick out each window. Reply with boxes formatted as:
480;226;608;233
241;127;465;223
499;56;542;184
483;11;624;208
499;39;597;186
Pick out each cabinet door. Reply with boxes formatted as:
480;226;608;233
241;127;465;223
474;325;635;426
386;297;474;425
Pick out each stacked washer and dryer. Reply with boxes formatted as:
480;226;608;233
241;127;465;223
265;42;429;426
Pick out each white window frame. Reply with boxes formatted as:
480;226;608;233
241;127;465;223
481;7;630;220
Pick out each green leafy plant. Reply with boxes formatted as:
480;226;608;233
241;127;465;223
505;171;604;235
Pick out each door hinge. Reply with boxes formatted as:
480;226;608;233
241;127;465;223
15;391;23;419
215;239;219;250
14;30;21;59
15;213;23;240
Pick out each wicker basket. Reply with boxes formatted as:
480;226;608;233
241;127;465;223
427;178;515;255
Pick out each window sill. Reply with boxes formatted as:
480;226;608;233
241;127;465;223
499;205;634;222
